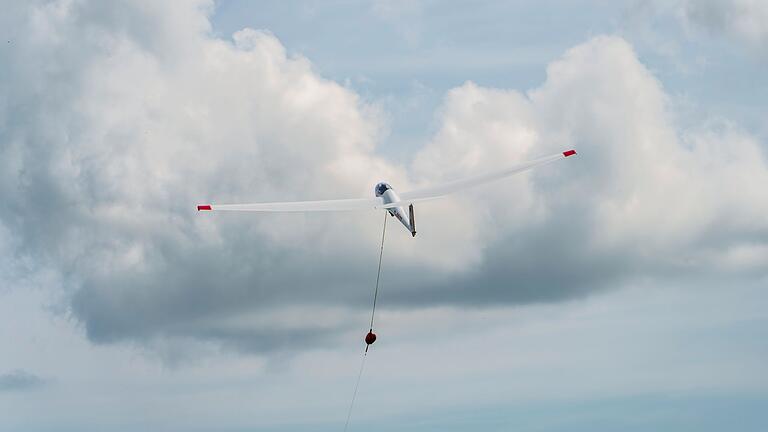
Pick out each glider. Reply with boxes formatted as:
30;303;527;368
198;149;577;236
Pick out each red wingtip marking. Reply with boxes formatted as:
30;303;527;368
563;149;577;157
197;205;212;211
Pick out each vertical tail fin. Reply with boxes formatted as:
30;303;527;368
408;204;416;237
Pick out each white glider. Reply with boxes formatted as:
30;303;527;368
198;149;577;236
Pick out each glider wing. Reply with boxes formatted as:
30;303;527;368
393;150;576;205
198;150;576;212
197;197;384;212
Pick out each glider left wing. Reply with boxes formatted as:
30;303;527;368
391;149;576;206
197;197;384;212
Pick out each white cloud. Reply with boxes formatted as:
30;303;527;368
1;2;766;359
415;36;768;268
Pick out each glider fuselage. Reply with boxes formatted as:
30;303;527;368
375;182;416;237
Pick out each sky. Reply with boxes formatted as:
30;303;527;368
0;1;767;431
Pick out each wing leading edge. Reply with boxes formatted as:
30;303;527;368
198;150;576;212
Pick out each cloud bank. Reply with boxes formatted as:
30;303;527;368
681;0;768;55
0;369;47;391
1;0;766;357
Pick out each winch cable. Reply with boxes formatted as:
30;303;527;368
368;211;388;346
342;353;367;432
343;211;388;431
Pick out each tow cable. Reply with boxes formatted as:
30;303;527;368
343;211;388;431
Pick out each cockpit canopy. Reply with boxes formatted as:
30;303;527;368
374;182;391;196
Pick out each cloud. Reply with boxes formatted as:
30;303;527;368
404;36;768;305
680;0;768;57
1;1;766;358
0;370;47;391
1;0;408;352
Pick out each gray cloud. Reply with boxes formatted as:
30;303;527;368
1;1;767;358
681;0;768;57
0;370;47;391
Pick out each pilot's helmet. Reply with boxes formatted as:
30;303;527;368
374;182;390;196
